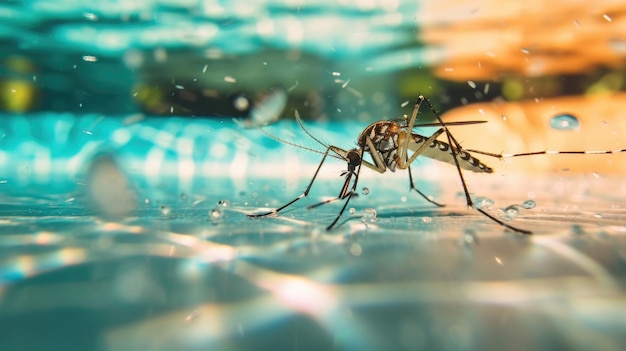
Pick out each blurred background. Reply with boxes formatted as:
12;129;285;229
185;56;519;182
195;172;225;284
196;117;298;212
1;0;626;350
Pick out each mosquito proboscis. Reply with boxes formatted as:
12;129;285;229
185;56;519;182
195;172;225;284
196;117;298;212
247;95;626;235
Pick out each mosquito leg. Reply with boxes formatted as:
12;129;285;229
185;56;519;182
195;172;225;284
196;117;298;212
326;148;365;230
466;148;626;159
307;193;358;210
407;165;445;207
418;95;532;235
247;147;332;218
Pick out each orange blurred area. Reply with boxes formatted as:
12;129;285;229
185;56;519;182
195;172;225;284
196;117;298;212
442;93;626;173
419;0;626;81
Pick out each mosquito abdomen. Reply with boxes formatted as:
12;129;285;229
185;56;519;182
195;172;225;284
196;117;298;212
411;134;493;173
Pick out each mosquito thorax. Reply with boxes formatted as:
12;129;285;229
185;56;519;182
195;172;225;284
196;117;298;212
357;121;401;149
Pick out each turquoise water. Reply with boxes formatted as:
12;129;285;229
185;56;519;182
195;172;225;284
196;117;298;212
2;1;626;351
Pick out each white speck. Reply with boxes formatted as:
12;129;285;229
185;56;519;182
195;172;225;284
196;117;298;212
332;71;341;76
400;196;407;203
592;172;600;178
224;76;236;83
494;256;504;266
421;217;432;223
341;79;351;89
400;100;409;108
467;80;476;89
483;83;490;94
82;55;97;62
175;84;184;90
349;208;356;214
520;48;530;54
603;14;611;22
82;130;93;135
202;64;208;73
0;180;7;184
444;67;454;72
287;80;299;92
83;12;98;21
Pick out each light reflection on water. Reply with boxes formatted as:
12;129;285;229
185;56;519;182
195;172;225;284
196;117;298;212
2;0;626;350
1;174;625;350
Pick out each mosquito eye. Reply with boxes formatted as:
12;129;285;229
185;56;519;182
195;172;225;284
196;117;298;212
346;151;361;166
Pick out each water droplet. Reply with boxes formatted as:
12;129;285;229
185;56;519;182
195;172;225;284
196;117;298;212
209;208;224;223
421;217;432;224
521;200;536;209
592;172;600;178
349;207;356;215
459;229;478;247
218;199;230;207
550;114;580;130
474;196;495;209
160;205;171;217
501;114;507;121
401;196;407;203
349;243;363;256
361;187;369;195
144;198;151;204
362;208;378;223
504;205;520;219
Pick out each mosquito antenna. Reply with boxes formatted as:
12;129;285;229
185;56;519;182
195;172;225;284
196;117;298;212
253;124;343;161
294;110;345;160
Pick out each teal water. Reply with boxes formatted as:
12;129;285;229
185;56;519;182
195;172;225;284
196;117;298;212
1;1;626;351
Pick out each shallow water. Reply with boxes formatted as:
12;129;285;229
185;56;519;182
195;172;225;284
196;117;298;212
2;1;626;350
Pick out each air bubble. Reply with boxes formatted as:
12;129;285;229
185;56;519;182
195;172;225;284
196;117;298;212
550;114;580;130
504;205;520;219
361;187;370;195
401;196;407;203
362;208;378;223
421;217;432;224
522;200;536;209
349;208;356;215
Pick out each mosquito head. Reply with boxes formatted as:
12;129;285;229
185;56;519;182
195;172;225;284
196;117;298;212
345;148;362;172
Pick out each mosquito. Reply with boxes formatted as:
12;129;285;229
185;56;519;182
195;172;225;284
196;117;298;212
247;95;626;235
